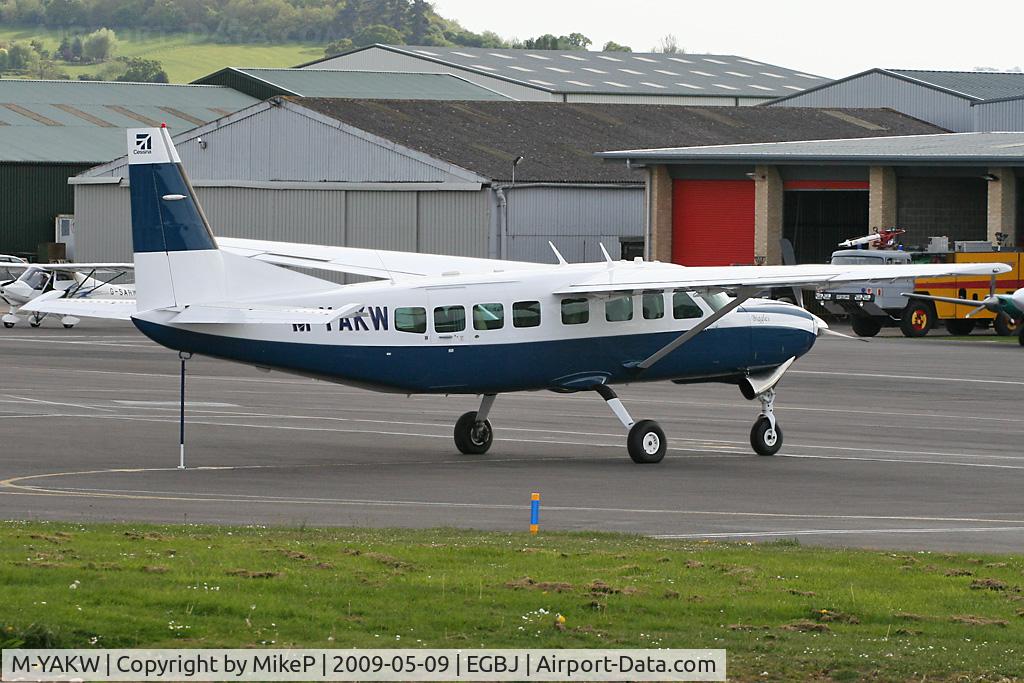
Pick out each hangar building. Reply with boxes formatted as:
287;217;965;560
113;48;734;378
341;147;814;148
71;100;941;266
0;79;257;257
768;69;1024;132
301;44;826;105
600;132;1023;266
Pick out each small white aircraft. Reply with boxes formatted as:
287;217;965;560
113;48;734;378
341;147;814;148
23;126;1010;463
1;262;134;328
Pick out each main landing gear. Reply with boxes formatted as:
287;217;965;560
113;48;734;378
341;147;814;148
454;394;495;455
596;385;666;464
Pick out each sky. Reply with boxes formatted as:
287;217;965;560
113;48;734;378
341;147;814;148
431;0;1024;79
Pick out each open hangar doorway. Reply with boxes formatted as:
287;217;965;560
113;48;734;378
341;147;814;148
783;181;869;264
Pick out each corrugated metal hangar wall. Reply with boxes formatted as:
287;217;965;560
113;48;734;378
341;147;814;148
72;100;642;266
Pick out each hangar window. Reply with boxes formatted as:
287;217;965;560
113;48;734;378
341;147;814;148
434;306;466;333
672;291;703;319
473;303;504;330
395;306;427;334
605;295;634;322
642;291;665;319
512;300;541;328
561;298;589;325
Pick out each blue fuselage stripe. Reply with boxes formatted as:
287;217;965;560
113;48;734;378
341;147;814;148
133;320;816;394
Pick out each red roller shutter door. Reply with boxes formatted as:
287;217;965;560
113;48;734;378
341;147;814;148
672;179;755;266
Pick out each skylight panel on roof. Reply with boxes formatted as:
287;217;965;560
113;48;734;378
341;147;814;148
632;56;658;63
749;84;775;91
690;70;714;77
713;83;739;90
509;66;534;72
546;66;571;73
489;52;515;59
413;50;440;56
529;79;555;86
470;64;495;71
676;82;704;89
603;81;629;88
450;51;476;57
596;55;622;62
760;72;785;78
565;80;593;87
795;73;822;79
640;82;666;88
668;57;694;63
561;54;587;61
725;71;750;78
703;58;729;64
525;53;551;60
619;68;644;75
737;59;764;66
655;69;680;76
783;85;805;90
581;67;607;74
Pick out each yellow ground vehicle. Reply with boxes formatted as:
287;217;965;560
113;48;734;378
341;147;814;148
909;252;1023;336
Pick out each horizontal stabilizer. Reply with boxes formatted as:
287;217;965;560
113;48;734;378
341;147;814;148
20;294;136;321
169;302;365;325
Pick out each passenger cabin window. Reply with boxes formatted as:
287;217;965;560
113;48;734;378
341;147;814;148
672;291;703;319
642;291;664;320
605;295;633;322
395;306;426;334
512;301;541;328
434;305;466;333
473;303;504;330
561;298;589;325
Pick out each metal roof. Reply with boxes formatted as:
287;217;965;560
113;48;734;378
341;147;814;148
599;131;1024;166
0;79;259;162
301;45;827;98
193;68;511;100
888;70;1024;101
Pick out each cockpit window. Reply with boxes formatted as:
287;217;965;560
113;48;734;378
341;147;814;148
672;290;703;319
20;269;51;290
642;291;665;319
473;303;504;330
512;301;541;328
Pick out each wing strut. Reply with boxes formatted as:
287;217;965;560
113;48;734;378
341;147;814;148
637;287;757;370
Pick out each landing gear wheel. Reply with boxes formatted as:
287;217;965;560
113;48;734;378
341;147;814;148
627;420;666;464
2;322;13;329
63;323;74;329
29;318;42;328
453;411;493;455
750;417;783;456
994;313;1019;337
900;301;933;338
944;318;975;336
850;316;881;338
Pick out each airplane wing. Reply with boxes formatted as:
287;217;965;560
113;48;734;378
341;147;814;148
218;237;547;280
1;262;133;272
20;295;137;321
553;261;1012;296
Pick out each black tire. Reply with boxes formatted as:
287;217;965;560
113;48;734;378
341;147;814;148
1019;327;1024;346
453;411;493;455
850;316;881;338
750;417;783;456
944;318;975;336
29;319;41;328
900;301;934;338
994;313;1019;337
2;322;13;329
627;420;666;464
62;323;74;329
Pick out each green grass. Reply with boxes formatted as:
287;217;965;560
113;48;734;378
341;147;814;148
2;523;1024;680
0;26;325;82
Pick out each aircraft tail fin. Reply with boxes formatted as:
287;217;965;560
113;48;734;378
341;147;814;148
127;126;333;312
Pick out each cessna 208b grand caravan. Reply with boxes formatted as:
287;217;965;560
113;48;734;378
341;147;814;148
24;126;1010;463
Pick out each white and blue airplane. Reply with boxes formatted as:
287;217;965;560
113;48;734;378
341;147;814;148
24;126;1011;463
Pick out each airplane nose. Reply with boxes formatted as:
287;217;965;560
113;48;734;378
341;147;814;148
1012;288;1024;315
810;312;829;335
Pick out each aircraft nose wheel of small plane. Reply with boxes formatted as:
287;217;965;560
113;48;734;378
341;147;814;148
750;388;783;456
29;315;42;328
627;420;667;464
2;322;13;329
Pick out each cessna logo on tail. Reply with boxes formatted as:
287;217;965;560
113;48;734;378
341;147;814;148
132;133;152;155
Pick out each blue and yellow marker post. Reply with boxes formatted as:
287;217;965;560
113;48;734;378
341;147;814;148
530;492;540;534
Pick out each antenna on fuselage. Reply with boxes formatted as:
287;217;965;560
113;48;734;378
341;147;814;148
548;241;568;265
598;243;614;264
373;249;395;285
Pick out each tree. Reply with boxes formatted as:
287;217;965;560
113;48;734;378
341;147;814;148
564;32;591;50
324;38;353;56
653;33;683;54
82;27;116;62
408;0;430;44
602;40;632;52
116;57;169;82
70;35;83;60
352;23;403;46
0;48;8;71
519;32;592;50
5;41;39;70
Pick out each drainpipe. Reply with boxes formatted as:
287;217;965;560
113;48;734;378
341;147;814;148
494;186;508;260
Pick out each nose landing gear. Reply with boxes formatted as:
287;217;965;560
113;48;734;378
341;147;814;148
749;388;782;456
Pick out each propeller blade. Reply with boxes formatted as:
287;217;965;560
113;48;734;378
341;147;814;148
818;327;870;342
965;304;988;318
